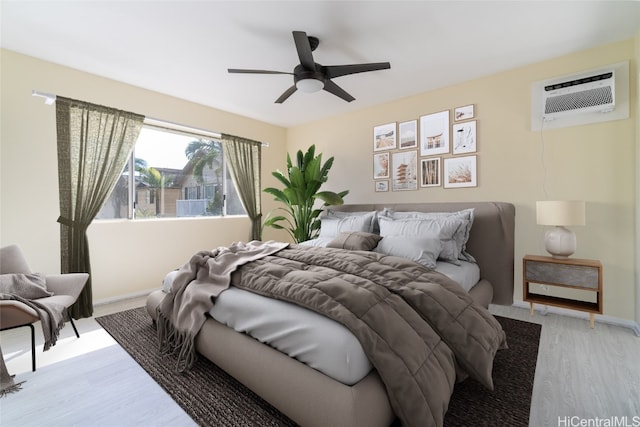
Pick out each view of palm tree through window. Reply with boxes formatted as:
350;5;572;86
96;127;245;220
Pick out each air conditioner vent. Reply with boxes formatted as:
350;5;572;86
531;61;629;131
544;86;614;115
544;72;612;91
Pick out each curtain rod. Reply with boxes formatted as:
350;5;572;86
144;118;269;147
32;90;56;105
144;117;223;140
31;89;269;147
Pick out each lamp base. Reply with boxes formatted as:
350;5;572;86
544;226;577;258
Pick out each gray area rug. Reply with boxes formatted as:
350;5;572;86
96;307;541;426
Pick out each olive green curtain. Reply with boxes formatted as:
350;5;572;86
221;134;262;241
56;97;144;318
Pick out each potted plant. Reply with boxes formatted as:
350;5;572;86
263;145;348;243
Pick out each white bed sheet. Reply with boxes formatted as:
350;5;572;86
435;260;480;292
162;257;480;386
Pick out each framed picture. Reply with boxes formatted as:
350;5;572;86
420;111;449;156
373;152;390;178
373;122;397;151
454;104;475;121
392;151;418;191
452;120;477;154
398;120;417;149
444;155;477;188
375;180;389;192
420;157;441;187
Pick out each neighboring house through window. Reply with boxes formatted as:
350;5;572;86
96;123;246;220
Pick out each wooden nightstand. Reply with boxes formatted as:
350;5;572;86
523;255;603;328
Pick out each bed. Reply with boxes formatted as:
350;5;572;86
146;201;515;427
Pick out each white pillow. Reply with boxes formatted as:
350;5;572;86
325;210;377;232
374;236;441;269
319;212;377;238
378;216;465;263
380;208;475;262
326;209;374;218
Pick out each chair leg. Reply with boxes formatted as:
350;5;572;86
1;323;36;371
69;317;80;338
28;323;36;372
66;309;80;338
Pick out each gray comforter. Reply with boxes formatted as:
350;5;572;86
229;244;507;427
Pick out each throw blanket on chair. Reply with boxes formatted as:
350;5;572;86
1;273;66;351
156;240;289;371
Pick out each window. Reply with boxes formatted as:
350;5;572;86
96;124;246;220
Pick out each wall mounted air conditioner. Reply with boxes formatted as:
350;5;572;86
543;70;614;119
531;61;629;131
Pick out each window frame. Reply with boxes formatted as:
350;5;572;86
98;118;246;221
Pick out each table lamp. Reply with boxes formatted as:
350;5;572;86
536;200;586;258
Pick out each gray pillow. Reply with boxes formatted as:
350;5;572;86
327;232;382;251
319;212;377;238
324;210;378;233
374;236;442;269
381;208;475;261
0;273;53;299
378;215;465;263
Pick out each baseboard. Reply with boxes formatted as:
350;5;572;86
93;288;157;307
512;301;640;337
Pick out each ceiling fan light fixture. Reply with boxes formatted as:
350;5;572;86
296;78;324;93
228;31;390;103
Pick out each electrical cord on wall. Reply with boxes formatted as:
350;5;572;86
540;116;550;201
539;116;551;301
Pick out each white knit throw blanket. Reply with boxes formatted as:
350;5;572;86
156;240;288;372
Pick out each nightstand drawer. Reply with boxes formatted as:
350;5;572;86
525;260;599;289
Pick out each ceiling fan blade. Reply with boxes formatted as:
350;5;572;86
292;31;316;71
228;68;292;75
323;62;391;79
275;85;298;104
323;80;355;102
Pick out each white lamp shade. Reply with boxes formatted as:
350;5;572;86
296;78;324;93
536;201;586;226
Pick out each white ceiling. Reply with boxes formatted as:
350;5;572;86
2;1;639;128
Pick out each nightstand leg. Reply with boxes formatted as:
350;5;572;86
590;313;595;329
529;303;534;316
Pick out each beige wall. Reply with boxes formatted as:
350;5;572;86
0;49;288;301
287;39;637;321
1;38;637;320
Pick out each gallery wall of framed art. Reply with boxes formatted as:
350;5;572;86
372;104;477;191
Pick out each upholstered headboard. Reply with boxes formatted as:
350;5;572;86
328;202;516;305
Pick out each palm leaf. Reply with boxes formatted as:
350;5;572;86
319;156;335;181
304;156;321;183
264;187;290;205
271;170;291;188
315;191;345;205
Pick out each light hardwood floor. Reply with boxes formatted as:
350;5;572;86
490;305;640;427
1;297;196;427
1;299;639;426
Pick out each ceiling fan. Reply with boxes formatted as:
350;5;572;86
228;31;391;104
